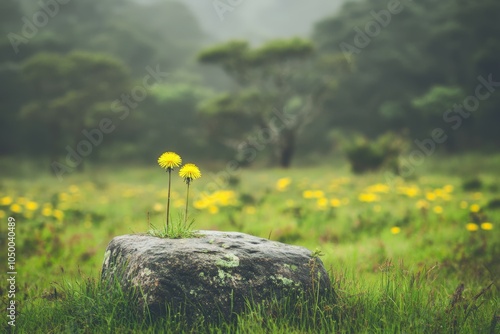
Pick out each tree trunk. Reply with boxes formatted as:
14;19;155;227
278;130;295;168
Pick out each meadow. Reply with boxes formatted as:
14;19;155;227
0;154;499;333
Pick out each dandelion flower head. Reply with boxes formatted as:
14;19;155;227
158;152;182;170
179;163;202;183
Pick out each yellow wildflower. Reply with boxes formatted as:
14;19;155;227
53;209;64;221
433;206;443;214
416;199;429;209
330;198;341;208
194;199;209;210
365;183;389;193
303;190;314;199
480;222;493;230
153;203;163;212
390;226;401;235
26;201;39;211
42;207;52;216
10;204;22;213
469;204;481;213
276;177;292;191
465;223;479;231
317;197;328;209
1;196;13;206
358;193;379;203
179;163;201;183
158;151;182;170
426;192;436;201
443;185;454;193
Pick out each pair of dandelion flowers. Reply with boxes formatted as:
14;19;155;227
157;152;201;183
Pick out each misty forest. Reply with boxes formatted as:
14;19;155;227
0;0;499;333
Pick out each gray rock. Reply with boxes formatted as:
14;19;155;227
101;230;332;323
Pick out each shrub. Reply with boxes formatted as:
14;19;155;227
342;132;407;174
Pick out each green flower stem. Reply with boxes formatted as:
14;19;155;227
184;179;191;224
166;168;172;230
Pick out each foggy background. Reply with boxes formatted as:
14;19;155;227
1;0;499;175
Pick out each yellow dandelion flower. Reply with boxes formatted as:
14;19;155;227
276;177;292;191
443;185;454;193
397;186;420;198
330;198;341;208
480;222;493;230
365;183;389;193
193;199;209;210
459;201;468;209
416;199;429;209
358;193;379;203
469;204;480;213
317;197;328;209
244;206;256;215
208;206;219;214
23;211;33;219
10;204;22;213
425;192;436;201
153;203;163;212
433;206;443;214
303;190;315;199
25;201;39;211
53;209;64;221
465;223;479;231
59;192;70;202
390;226;401;235
1;196;13;206
42;207;53;216
158;151;182;170
313;190;325;198
179;163;201;183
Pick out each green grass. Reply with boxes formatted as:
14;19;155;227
14;262;498;333
0;153;499;332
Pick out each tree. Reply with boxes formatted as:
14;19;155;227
21;51;131;166
312;0;500;148
197;38;345;167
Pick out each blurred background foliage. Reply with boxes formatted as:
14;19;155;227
1;0;499;173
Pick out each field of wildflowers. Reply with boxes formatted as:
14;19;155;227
0;155;498;332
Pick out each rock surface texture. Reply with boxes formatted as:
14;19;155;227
101;231;332;322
